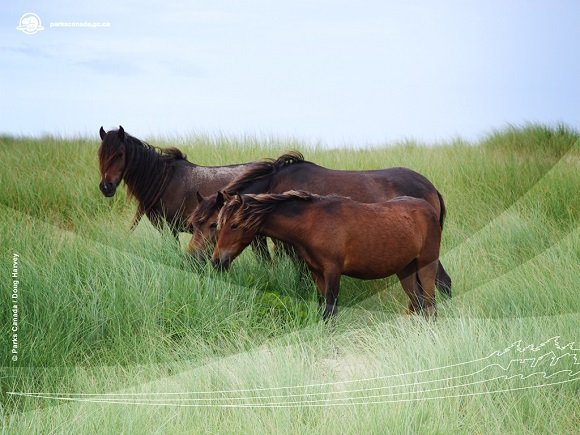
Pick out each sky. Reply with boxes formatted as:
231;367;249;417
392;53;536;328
1;1;579;147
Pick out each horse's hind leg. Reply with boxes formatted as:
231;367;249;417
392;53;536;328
396;261;422;315
323;272;341;320
417;260;438;320
311;271;328;318
312;269;341;321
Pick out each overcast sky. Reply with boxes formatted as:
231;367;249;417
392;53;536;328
1;1;579;147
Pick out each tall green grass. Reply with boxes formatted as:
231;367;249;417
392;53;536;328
1;125;578;433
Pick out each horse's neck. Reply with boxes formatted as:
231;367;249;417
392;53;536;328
259;203;310;247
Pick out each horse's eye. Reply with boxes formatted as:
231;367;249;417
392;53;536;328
230;223;238;229
209;223;217;229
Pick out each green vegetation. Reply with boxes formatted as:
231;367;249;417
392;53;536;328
1;125;578;433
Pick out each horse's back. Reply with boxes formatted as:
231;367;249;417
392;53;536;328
272;163;441;213
344;196;438;226
313;196;439;245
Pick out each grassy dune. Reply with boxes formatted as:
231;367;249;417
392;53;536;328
1;125;579;433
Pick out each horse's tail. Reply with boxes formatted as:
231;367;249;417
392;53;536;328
436;190;446;229
436;261;452;298
434;190;452;298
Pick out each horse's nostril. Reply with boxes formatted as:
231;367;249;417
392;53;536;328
100;182;115;196
212;258;228;271
213;257;231;271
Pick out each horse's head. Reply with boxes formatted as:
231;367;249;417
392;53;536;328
186;191;225;262
211;193;257;271
98;126;127;197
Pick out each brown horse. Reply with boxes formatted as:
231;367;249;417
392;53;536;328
188;152;452;296
98;126;269;256
212;191;441;319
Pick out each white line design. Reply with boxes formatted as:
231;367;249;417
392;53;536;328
7;378;580;408
7;336;578;408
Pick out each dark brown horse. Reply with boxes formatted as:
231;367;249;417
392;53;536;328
212;191;441;319
97;126;263;251
188;152;452;296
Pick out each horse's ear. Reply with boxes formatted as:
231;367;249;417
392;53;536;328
196;192;204;203
216;191;225;208
99;126;106;140
117;126;125;142
236;193;244;205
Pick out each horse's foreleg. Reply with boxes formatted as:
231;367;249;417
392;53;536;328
148;213;181;247
129;210;143;232
417;260;438;320
274;241;299;260
274;241;311;284
251;236;271;262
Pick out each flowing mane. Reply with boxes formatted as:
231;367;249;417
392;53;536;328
224;151;307;194
218;190;319;232
99;129;186;217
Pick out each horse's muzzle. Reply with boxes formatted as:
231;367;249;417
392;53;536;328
99;182;116;197
212;257;231;271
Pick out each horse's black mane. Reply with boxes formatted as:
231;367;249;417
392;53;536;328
123;133;187;162
99;129;186;218
224;151;308;194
